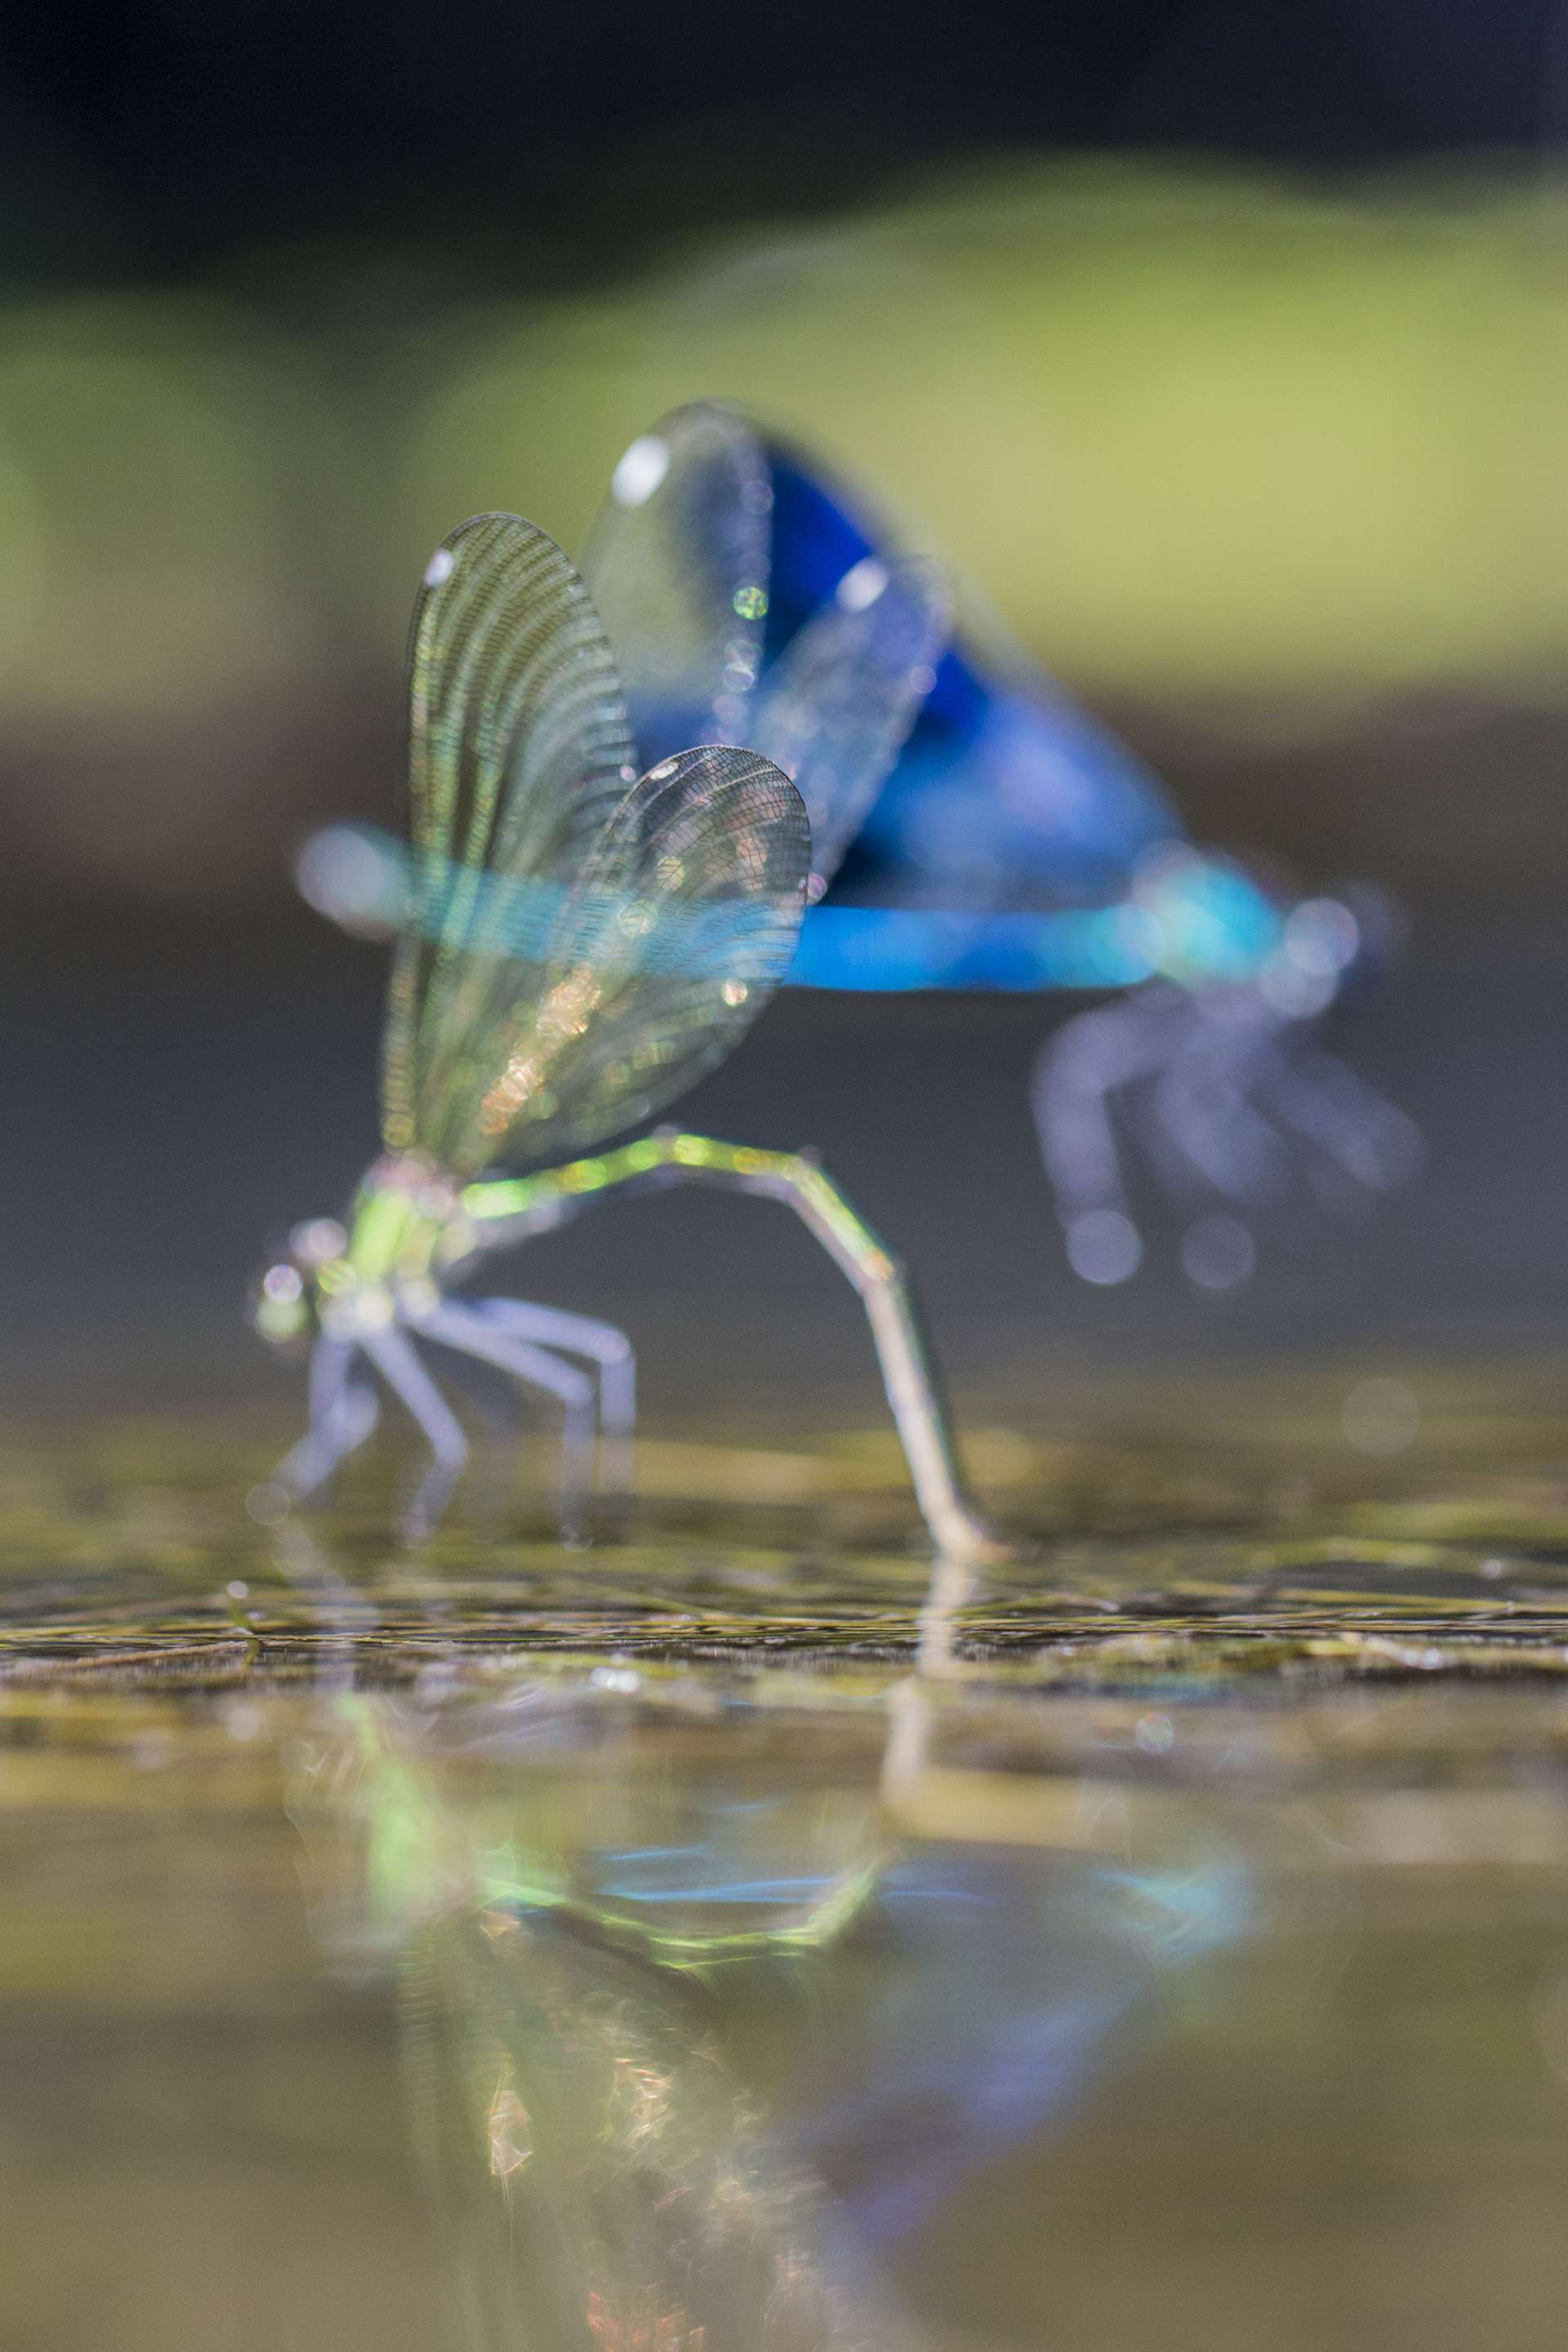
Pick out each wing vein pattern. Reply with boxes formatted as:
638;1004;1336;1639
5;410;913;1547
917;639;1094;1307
383;511;808;1178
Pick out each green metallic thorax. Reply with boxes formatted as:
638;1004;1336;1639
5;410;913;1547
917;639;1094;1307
341;1157;453;1285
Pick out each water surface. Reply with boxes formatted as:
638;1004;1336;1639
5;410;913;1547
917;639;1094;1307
3;1395;1568;2350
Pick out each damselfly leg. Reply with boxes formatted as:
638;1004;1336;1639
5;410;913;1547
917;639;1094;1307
1255;1036;1423;1203
271;1317;617;1542
269;1336;382;1506
467;1298;636;1506
356;1324;470;1539
461;1131;997;1561
1034;980;1420;1285
411;1298;598;1539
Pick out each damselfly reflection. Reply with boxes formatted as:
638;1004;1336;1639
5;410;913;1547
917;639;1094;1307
290;1666;1249;2351
301;403;1418;1290
254;514;987;1556
297;1689;915;2352
794;1852;1248;2250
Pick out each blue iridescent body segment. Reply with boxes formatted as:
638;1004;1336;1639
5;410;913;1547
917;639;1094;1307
789;855;1286;994
583;403;1287;995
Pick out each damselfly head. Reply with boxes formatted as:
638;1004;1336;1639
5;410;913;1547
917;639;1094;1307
249;1257;316;1353
248;1216;350;1353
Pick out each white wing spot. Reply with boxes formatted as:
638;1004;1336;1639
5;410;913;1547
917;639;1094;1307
423;546;457;587
611;435;671;506
836;557;888;612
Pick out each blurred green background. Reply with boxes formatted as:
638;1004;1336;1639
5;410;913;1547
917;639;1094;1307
2;161;1566;912
1;0;1566;1423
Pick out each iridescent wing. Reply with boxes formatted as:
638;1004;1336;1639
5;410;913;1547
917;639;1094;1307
383;513;808;1178
749;553;951;898
383;513;638;1156
581;400;773;760
429;743;808;1172
586;408;951;898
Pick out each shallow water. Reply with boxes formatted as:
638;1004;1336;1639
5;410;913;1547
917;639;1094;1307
5;1392;1568;2351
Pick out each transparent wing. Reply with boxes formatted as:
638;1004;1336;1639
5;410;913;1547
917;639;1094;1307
749;553;951;898
404;1907;908;2352
382;512;639;1156
420;743;809;1175
581;401;773;762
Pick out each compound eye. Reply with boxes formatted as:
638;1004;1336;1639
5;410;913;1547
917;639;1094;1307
253;1263;310;1344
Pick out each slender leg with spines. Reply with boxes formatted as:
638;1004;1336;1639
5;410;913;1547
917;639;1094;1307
273;1312;622;1542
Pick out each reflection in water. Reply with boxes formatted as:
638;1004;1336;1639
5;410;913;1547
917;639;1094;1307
302;1688;912;2350
403;1909;903;2351
14;1422;1568;2347
286;1543;1250;2352
800;1853;1246;2251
